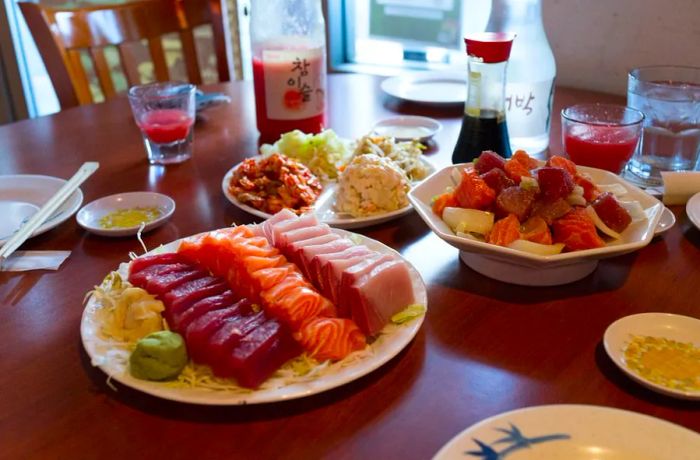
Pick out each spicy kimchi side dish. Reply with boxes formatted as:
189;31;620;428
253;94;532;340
228;153;323;215
431;150;646;256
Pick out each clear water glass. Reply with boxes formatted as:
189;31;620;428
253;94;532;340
626;66;700;185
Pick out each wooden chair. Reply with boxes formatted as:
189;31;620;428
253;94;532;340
19;0;234;109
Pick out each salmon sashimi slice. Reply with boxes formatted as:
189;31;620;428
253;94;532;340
552;208;605;251
128;253;188;275
262;283;336;330
222;319;301;388
294;317;366;361
249;264;295;291
487;214;521;247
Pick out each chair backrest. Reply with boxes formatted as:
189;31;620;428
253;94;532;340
19;0;234;109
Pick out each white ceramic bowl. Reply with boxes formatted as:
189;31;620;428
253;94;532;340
408;164;664;285
372;116;442;142
77;192;175;237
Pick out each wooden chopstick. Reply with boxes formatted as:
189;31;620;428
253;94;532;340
0;162;99;268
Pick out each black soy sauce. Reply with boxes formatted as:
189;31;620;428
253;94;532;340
452;113;512;164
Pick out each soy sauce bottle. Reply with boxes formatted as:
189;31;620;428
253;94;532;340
452;33;515;163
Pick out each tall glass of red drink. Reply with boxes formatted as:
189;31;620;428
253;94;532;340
128;82;196;165
562;104;644;174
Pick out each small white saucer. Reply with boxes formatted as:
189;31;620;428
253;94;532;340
686;192;700;230
603;312;700;400
77;192;175;237
372;116;442;142
654;206;676;235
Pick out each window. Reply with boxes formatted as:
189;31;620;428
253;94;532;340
329;0;491;74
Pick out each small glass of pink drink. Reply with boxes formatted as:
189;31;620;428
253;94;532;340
128;82;196;165
562;104;644;174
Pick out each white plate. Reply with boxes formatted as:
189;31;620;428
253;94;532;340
433;404;700;459
654;206;676;235
409;164;665;286
0;174;83;245
372;116;442;142
76;192;175;237
604;312;700;400
222;157;436;229
686;191;700;230
80;228;427;405
381;71;466;105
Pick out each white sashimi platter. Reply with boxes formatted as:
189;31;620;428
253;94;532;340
81;228;427;405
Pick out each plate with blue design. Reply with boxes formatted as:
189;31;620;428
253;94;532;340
433;404;700;459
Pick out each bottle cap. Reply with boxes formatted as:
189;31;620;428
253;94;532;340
464;33;515;63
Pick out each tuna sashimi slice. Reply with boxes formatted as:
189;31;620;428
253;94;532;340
127;262;192;287
184;302;250;362
163;276;229;314
206;310;267;373
169;290;238;333
347;259;416;336
128;253;188;275
222;319;301;388
277;223;332;251
144;269;207;297
284;233;340;267
308;245;373;294
297;238;354;279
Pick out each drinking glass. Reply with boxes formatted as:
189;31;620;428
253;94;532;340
128;82;196;165
561;104;644;174
626;65;700;185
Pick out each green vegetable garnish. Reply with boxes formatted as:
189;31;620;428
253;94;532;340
391;304;427;324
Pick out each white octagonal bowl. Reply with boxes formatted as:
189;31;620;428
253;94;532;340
408;163;664;286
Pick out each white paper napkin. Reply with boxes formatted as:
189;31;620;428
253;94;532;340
0;251;71;272
661;171;700;205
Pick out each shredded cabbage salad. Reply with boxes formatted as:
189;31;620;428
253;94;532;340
260;129;352;181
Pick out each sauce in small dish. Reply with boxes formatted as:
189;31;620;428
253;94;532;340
372;116;442;142
77;192;175;237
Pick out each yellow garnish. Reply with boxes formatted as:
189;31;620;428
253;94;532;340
99;207;162;229
391;304;426;324
624;335;700;392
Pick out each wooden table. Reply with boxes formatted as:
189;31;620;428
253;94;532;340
1;74;698;459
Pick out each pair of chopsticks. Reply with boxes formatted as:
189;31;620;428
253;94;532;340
0;162;99;269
